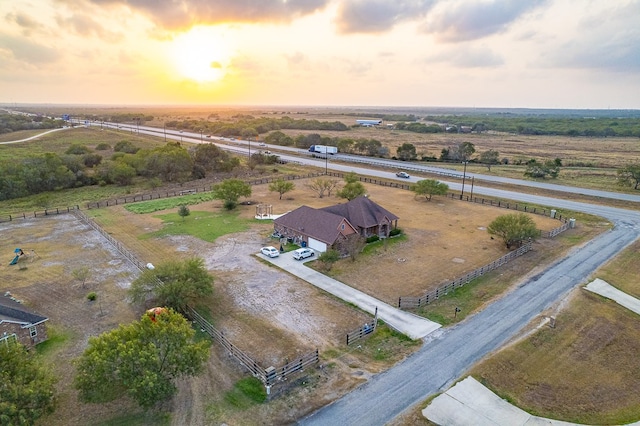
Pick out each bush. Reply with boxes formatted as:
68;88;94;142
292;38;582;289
65;144;91;155
389;228;402;237
223;199;237;210
87;292;97;301
95;143;111;150
366;235;380;243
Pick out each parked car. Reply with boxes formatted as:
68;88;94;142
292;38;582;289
396;171;410;178
292;247;315;260
261;246;280;258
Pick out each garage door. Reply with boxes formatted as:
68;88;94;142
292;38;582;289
308;238;327;253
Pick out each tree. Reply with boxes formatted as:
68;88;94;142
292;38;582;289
337;234;366;261
524;159;560;179
107;161;136;186
212;179;252;210
72;266;91;289
306;177;339;198
129;258;214;311
396;143;417;161
479;149;500;171
412;179;449;201
0;342;57;425
487;213;539;249
268;178;295;200
145;142;194;182
457;142;476;161
617;164;640;190
74;309;209;409
337;173;366;201
318;249;340;271
178;204;190;221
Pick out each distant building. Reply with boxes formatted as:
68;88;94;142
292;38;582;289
356;119;383;127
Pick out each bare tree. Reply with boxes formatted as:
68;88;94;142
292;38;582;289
338;234;366;262
306;177;340;198
72;267;91;289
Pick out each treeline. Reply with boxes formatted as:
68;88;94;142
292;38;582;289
340;112;419;122
421;115;640;137
0;113;64;134
0;141;240;201
166;116;349;138
81;113;155;124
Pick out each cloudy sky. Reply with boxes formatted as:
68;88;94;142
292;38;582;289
1;0;639;108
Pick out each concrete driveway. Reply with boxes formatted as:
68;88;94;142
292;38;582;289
259;250;441;340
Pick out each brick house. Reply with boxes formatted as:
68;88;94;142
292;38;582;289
0;294;48;348
273;197;399;253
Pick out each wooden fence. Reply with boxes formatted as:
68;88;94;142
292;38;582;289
398;242;533;310
346;307;378;346
85;172;326;209
186;306;319;390
0;205;80;224
72;209;148;271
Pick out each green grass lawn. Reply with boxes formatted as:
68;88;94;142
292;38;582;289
124;193;217;214
141;211;250;242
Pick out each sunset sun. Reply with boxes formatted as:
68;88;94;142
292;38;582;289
171;27;232;83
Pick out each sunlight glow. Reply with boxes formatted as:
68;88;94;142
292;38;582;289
171;27;232;83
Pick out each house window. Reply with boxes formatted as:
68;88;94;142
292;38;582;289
29;326;37;338
1;334;17;345
341;224;345;230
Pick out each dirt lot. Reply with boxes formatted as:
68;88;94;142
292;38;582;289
0;178;571;425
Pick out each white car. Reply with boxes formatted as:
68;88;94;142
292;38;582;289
261;246;280;258
259;142;267;147
292;247;315;260
396;171;410;178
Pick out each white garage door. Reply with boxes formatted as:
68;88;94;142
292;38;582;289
308;238;327;253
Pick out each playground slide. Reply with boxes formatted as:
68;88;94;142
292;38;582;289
9;255;19;265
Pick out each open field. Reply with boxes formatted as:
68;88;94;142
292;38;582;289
466;239;640;425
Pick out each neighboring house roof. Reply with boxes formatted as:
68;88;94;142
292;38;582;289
321;196;399;230
0;294;48;327
274;205;356;244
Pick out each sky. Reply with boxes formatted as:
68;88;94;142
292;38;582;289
1;0;639;109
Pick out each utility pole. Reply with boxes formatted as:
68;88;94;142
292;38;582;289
460;161;468;200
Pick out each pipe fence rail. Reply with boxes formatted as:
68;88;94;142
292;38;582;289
346;307;378;346
398;242;533;310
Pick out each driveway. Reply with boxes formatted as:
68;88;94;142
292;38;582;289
259;250;441;340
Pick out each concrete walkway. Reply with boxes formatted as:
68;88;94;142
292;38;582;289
423;377;575;425
423;376;640;426
584;278;640;315
259;251;441;339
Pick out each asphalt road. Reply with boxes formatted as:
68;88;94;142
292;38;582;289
300;219;640;426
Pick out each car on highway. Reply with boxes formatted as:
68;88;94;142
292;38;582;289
292;247;315;260
260;246;280;258
259;142;267;147
206;135;211;138
396;171;410;178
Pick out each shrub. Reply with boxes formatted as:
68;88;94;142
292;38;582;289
389;228;402;237
95;143;111;150
223;199;237;210
65;144;91;155
87;292;97;301
366;235;380;243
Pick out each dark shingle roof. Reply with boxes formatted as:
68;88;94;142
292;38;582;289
320;196;399;229
0;295;48;326
274;205;352;244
